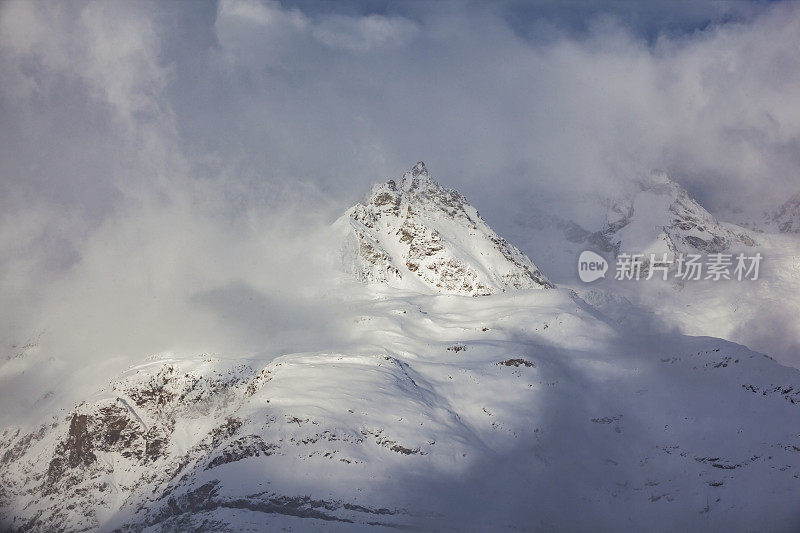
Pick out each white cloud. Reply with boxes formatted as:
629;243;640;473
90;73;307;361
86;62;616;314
312;14;419;52
1;0;800;420
219;0;307;29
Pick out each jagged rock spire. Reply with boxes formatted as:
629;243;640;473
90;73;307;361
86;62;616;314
338;162;552;295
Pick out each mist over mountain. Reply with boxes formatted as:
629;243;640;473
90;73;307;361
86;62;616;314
2;163;800;531
2;1;800;531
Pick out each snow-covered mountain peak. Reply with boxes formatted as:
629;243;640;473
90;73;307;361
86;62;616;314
634;169;702;207
402;160;430;185
595;171;757;256
337;163;552;295
4;163;800;530
639;168;674;189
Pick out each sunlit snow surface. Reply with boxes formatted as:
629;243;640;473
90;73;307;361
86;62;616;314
507;170;800;369
2;165;800;531
336;162;551;296
1;287;799;531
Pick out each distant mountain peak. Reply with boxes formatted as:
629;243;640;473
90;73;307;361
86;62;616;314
642;168;672;186
770;192;800;233
601;171;757;255
557;171;757;257
411;161;427;176
337;163;552;295
399;161;434;193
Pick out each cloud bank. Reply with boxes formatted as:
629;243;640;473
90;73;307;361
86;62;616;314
1;0;799;422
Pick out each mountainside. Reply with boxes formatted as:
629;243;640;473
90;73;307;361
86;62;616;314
505;168;800;372
569;171;756;257
2;165;799;532
336;162;551;296
3;290;800;532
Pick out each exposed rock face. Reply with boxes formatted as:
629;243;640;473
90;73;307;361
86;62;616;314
338;162;552;295
3;293;800;531
645;173;756;253
0;352;477;531
0;358;264;531
571;171;756;257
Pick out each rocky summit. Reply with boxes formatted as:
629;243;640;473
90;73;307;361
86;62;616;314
337;162;552;296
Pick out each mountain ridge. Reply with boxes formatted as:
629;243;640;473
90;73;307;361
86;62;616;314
2;164;800;532
337;162;552;296
563;171;757;258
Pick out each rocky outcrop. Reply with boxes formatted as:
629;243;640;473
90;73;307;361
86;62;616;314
0;353;475;531
338;162;552;295
568;171;756;257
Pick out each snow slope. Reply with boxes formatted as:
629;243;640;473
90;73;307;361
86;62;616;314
1;165;799;532
506;170;800;368
570;170;757;258
2;289;799;531
335;162;551;296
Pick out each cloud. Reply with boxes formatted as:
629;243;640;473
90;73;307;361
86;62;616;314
191;0;800;219
0;0;347;424
311;14;419;52
1;0;800;421
216;0;418;54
